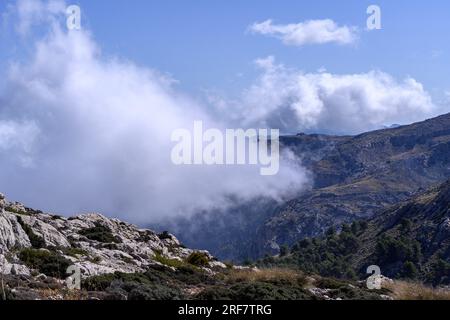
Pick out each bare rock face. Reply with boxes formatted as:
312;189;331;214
0;195;224;280
437;218;450;242
19;215;71;248
0;254;31;276
0;211;32;253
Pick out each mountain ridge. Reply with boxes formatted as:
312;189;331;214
161;113;450;261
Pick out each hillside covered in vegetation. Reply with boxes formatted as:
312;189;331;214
260;180;450;286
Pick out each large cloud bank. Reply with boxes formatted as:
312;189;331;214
0;0;307;222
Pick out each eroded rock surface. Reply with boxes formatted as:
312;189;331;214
0;195;223;279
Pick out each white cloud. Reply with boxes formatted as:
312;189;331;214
249;19;358;47
0;120;40;166
0;0;308;223
11;0;65;35
211;56;439;135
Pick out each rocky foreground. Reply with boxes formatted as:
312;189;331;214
0;192;406;301
0;192;230;299
0;193;226;278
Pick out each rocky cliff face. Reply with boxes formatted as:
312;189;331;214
0;193;224;280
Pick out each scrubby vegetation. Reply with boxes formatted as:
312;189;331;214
18;248;71;278
260;221;366;280
82;264;212;300
5;206;27;215
224;268;308;287
197;281;312;300
261;219;449;286
79;265;383;301
153;251;211;270
153;252;185;269
375;234;422;265
186;252;209;267
158;231;172;240
79;223;122;244
60;247;89;258
371;233;423;280
259;181;450;287
429;259;450;285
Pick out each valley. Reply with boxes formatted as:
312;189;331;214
159;113;450;261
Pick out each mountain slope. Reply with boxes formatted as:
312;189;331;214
257;113;450;256
264;179;450;286
163;113;450;261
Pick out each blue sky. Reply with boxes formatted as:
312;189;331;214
2;0;449;98
97;0;449;98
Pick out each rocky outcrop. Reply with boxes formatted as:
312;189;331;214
0;194;225;279
0;212;31;253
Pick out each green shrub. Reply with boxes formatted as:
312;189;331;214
79;223;122;243
186;252;209;267
83;272;152;291
158;231;172;240
260;229;362;279
82;269;185;300
154;253;185;268
19;248;71;278
359;221;369;231
197;282;312;300
243;259;253;266
326;226;336;237
402;261;419;279
375;235;422;265
62;247;88;257
171;265;213;286
428;259;450;285
400;218;413;232
341;223;351;233
128;284;183;300
5;206;27;215
83;273;116;291
316;277;347;290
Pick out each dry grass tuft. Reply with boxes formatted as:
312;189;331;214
37;288;89;300
386;281;450;300
225;268;309;287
